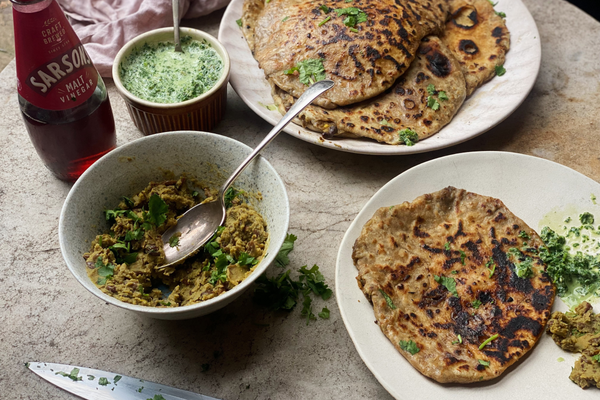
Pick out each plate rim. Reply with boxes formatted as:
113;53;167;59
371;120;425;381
218;0;541;155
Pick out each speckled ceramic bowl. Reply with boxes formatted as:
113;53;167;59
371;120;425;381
59;131;289;320
112;27;230;135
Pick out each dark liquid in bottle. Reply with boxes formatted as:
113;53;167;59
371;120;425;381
21;94;116;182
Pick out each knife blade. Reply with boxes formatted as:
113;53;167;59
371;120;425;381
27;362;220;400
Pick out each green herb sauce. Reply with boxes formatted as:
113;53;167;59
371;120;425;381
119;36;223;104
539;210;600;307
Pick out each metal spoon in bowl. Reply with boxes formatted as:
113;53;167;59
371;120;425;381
172;0;182;52
158;79;335;269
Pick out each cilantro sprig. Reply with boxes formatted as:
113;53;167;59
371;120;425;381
334;7;367;29
95;256;116;285
253;234;332;324
275;234;297;267
55;368;82;381
285;58;326;86
398;128;418;146
434;275;458;297
399;340;420;355
378;289;396;309
426;84;448;111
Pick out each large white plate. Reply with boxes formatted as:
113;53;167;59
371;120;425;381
336;152;600;399
218;0;541;155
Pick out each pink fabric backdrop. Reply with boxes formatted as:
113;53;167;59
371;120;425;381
58;0;230;77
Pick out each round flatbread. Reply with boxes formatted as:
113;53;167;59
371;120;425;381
352;187;555;383
272;36;466;145
440;0;510;96
242;0;448;109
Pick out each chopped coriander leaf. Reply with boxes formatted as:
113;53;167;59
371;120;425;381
318;307;330;319
300;264;333;300
451;270;458;274
472;299;482;309
146;194;168;227
592;194;597;204
104;209;128;221
148;395;166;400
444;242;451;251
285;58;326;86
592;354;600;363
495;65;506;76
318;16;331;26
557;357;565;362
282;16;289;22
238;252;259;266
124;228;144;241
349;27;359;33
192;190;199;197
88;375;95;380
579;212;595;225
254;269;301;311
426;96;440;111
459;250;466;265
438;91;448;101
114;375;122;384
478;359;490;367
379;289;396;309
319;5;331;13
224;187;239;208
168;233;181;248
236;18;243;27
487;0;498;5
208;253;231;285
56;368;82;381
507;247;521;258
495;11;506;18
434;275;458;297
98;377;110;386
122;196;135;208
426;84;436;95
518;230;530;240
487;261;496;278
96;258;115;285
399;340;420;355
334;7;368;28
478;333;499;350
514;258;534;278
301;291;317;324
275;233;298;267
398;128;419;146
380;119;392;126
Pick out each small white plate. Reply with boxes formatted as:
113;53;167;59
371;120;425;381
218;0;541;155
336;152;600;399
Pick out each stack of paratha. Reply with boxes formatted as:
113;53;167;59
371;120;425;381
241;0;510;145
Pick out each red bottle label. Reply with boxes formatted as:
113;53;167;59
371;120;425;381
13;0;98;111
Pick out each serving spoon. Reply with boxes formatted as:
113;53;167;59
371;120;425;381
172;0;182;52
159;79;335;269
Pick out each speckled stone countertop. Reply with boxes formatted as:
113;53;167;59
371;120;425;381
1;1;599;399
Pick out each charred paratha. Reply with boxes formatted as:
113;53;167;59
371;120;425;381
441;0;510;96
242;0;448;109
272;36;466;145
352;187;555;383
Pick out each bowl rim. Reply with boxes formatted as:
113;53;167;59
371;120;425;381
59;130;290;317
112;27;231;109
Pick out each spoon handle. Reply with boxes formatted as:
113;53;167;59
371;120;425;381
173;0;182;52
219;79;334;196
